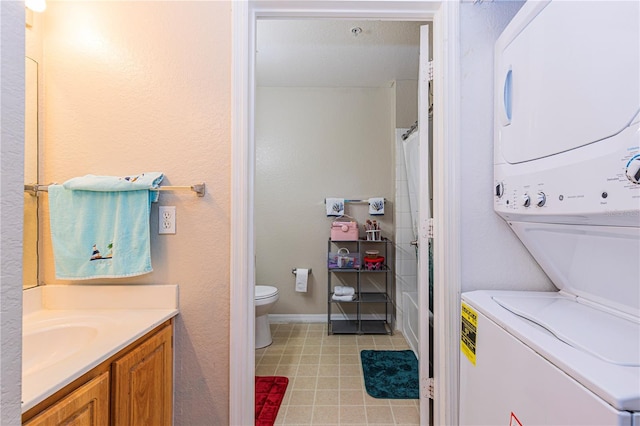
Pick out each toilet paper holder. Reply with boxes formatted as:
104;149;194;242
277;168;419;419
292;268;312;275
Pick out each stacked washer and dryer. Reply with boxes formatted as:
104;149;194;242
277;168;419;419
460;1;640;425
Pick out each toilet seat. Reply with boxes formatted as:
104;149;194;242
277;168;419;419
255;285;278;300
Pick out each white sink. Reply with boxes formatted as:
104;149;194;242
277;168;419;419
21;285;179;413
23;324;98;376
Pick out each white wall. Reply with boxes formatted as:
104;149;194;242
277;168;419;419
0;2;25;423
40;2;232;423
255;86;395;317
459;1;554;293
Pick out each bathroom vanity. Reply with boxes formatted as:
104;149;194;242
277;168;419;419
21;285;179;425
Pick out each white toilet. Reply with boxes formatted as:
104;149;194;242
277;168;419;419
255;285;280;349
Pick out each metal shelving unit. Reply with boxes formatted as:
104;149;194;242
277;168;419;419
327;238;394;335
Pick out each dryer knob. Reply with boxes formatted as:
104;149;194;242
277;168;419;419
626;156;640;184
522;194;531;208
536;192;546;207
495;182;505;198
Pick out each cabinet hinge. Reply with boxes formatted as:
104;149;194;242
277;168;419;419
428;60;434;82
427;218;435;239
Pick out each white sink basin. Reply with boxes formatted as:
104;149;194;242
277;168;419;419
23;324;98;376
21;285;179;413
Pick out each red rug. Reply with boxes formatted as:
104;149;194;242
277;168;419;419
255;376;289;426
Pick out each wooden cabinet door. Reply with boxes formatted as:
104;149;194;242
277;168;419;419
111;324;173;426
24;372;109;426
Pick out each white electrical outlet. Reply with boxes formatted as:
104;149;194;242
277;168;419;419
158;206;176;234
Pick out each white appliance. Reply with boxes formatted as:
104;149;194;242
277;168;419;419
460;1;640;425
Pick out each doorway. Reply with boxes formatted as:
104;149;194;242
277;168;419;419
231;2;461;425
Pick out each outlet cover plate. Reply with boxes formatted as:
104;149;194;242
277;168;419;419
159;206;176;234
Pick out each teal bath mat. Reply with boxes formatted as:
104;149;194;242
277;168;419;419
360;350;419;399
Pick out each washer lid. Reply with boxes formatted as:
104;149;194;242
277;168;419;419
462;290;640;412
493;295;640;367
255;285;278;299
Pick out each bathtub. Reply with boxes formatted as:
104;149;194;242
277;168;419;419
402;292;419;356
402;291;433;359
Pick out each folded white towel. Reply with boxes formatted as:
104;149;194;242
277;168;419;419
326;198;345;216
368;197;385;215
334;285;355;297
332;294;355;302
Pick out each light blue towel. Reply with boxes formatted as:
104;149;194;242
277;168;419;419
48;185;155;280
63;172;164;202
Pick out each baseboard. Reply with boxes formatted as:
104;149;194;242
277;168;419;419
268;314;326;323
269;313;399;330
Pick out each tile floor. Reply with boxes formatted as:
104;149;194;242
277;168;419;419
255;323;421;425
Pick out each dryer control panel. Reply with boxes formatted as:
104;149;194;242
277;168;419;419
494;122;640;227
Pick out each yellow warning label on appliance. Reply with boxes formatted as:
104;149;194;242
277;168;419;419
461;302;477;366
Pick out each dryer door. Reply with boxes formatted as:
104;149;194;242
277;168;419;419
496;1;640;164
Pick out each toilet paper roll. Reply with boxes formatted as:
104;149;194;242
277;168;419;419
295;268;309;293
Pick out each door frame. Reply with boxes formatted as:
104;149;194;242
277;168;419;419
231;1;461;425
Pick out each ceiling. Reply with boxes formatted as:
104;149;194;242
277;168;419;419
256;20;427;88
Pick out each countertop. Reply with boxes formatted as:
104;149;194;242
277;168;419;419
22;285;179;413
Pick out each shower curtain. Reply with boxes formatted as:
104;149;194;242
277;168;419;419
402;131;420;239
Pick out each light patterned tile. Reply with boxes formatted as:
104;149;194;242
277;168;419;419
256;324;422;425
388;398;417;406
292;376;317;390
320;353;340;364
318;364;340;377
364;393;391;406
256;365;278;376
315;389;340;406
283;345;304;355
339;405;367;424
273;329;292;337
289;328;308;338
312;405;340;425
317;376;340;390
275;364;299;376
356;335;375;345
374;344;396;351
307;323;325;331
265;345;286;355
302;345;322;354
296;363;319;377
287;389;315;406
340;376;363;390
391;405;420;425
339;389;365;406
365;406;394;424
287;337;307;346
339;363;363;377
373;336;393;346
339;354;360;364
340;346;361;356
300;354;321;365
259;354;282;365
279;354;301;365
283;405;313;425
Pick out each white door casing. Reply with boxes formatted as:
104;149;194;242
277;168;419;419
231;2;461;425
417;23;432;423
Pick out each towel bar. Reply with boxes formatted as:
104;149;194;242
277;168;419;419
324;198;386;204
24;182;206;197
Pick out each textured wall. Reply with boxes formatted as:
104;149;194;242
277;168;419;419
459;1;554;292
255;87;395;316
40;2;231;423
1;2;26;424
